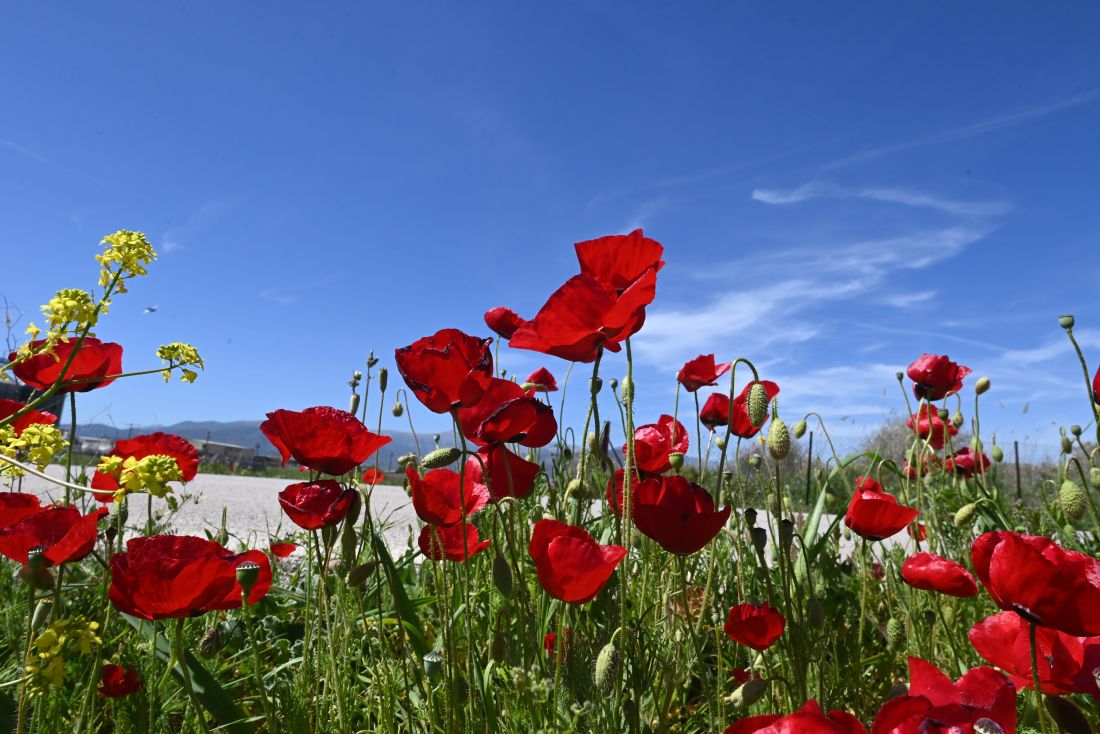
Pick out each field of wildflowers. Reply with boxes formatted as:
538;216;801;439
1;229;1098;733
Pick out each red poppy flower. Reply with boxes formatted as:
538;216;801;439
632;476;731;555
394;329;494;414
907;523;927;542
700;382;781;438
483;307;526;340
677;354;731;393
0;399;57;435
529;519;626;603
969;611;1100;698
724;700;867;734
0;492;42;530
525;367;558;392
261;406;391;475
543;628;572;661
465;445;541;501
90;432;201;500
723;602;786;651
99;664;142;698
971;531;1100;637
605;468;641;517
944;448;990;478
409;466;489;527
907;354;971;401
269;542;298;558
109;535;271;619
10;337;123;393
417;522;490;562
361;468;385;487
900;552;978;597
0;506;104;566
844;476;919;542
457;377;556;448
1094;364;1100;403
906;404;958;450
628;415;689;475
574;228;665;292
278;480;358;530
870;656;1016;734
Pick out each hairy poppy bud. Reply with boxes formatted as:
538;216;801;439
492;553;513;598
954;503;977;527
991;445;1004;463
594;642;619;692
31;599;53;631
974;376;990;395
586;432;600;453
620;376;634;402
792;419;807;439
767;419;790;460
937;408;949;421
1090;467;1100;487
951;411;964;429
806;597;824;629
609;378;618;390
396;453;417;468
747;454;762;469
885;617;903;650
348;392;360;416
340;521;358;563
1062;435;1073;454
378;367;388;394
421;447;461;469
1059;314;1076;330
747;383;768;428
565;478;583;499
1061;479;1087;520
1045;696;1091;734
392;401;404;417
346;562;377;588
730;678;768;708
715;435;727;450
744;508;757;527
750;527;768;555
668;452;684;469
236;561;261;597
423;651;443;681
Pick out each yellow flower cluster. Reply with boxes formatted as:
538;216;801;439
41;289;102;334
97;453;184;501
97;230;156;294
24;616;101;696
0;424;68;478
156;342;204;383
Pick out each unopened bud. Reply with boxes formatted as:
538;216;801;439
951;411;964;428
492;553;513;598
392;400;404;417
792;419;807;439
587;433;600;453
885;617;903;650
974;376;990;395
954;503;978;527
594;642;619;692
236;561;261;597
565;478;583;499
970;437;983;453
1061;479;1087;520
715;435;727;451
895;371;905;382
1062;435;1073;454
668;452;684;469
1089;467;1100;487
744;508;757;527
346;562;378;588
730;678;768;708
421;447;462;469
396;453;417;468
348;393;360;416
1070;424;1083;437
747;383;768;428
620;376;634;401
609;378;618;390
590;377;603;395
767;418;790;460
378;367;388;393
937;408;949;421
31;599;54;631
1059;314;1076;330
991;445;1004;463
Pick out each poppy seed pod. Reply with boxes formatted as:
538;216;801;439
895;371;905;382
750;527;768;555
26;545;48;572
421;447;461;469
730;678;768;708
1071;424;1083;437
767;418;790;460
348;392;360;416
747;383;768;428
609;377;618;390
667;452;684;469
954;503;977;527
1059;314;1076;330
620;376;633;402
991;445;1004;462
594;641;618;692
423;651;443;681
792;419;807;439
778;519;794;552
377;367;388;394
1060;479;1087;520
974;376;990;395
744;508;757;526
236;561;261;597
391;401;404;417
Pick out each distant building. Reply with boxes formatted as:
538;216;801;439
188;439;256;466
75;436;114;455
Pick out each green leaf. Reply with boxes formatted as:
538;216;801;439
372;536;430;657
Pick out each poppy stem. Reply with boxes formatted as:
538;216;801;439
1029;621;1051;734
241;591;279;734
1060;325;1100;445
173;617;212;734
693;390;704;482
856;540;869;673
14;584;35;734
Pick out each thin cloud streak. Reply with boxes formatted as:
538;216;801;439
752;182;1009;217
0;137;105;185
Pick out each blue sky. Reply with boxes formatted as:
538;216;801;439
2;2;1099;457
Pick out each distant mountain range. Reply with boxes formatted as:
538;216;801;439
77;420;446;467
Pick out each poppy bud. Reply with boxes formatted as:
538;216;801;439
778;519;794;552
26;545;48;572
392;401;404;417
346;562;377;588
594;641;618;692
1059;314;1076;330
1045;697;1090;734
886;617;903;649
348;392;360;416
1070;424;1083;437
715;435;727;450
609;378;618;390
730;678;768;708
991;445;1004;463
951;411;964;428
396;453;417;468
937;408;949;421
747;383;768;428
565;478;583;499
421;447;461;469
423;651;443;681
1060;479;1087;520
954;503;977;527
792;419;807;439
744;508;757;527
367;353;379;368
1090;467;1100;487
668;452;684;469
492;553;513;598
620;376;634;402
590;377;603;395
767;418;789;460
236;561;261;598
1062;435;1073;454
378;367;388;394
340;522;358;563
923;609;936;626
31;599;53;631
806;597;824;629
747;454;761;469
750;527;768;555
587;432;600;453
970;437;983;453
974;376;990;395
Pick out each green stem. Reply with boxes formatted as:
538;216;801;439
242;593;278;733
174;618;212;734
1029;622;1051;734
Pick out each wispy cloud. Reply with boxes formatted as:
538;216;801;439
752;181;1008;217
0;137;104;185
161;200;234;254
880;290;937;309
823;91;1100;171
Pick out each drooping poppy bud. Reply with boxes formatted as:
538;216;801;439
747;383;768;428
1061;480;1087;520
421;447;462;469
767;418;789;460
